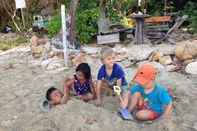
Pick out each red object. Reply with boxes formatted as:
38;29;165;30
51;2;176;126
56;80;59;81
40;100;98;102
133;64;157;86
145;16;171;24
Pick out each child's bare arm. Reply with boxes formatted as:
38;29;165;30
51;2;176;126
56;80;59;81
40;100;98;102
61;93;69;104
61;78;74;104
90;80;96;97
117;79;122;87
96;80;102;99
162;103;173;118
95;80;102;105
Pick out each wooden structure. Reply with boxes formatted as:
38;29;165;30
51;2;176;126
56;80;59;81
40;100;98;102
131;14;149;44
144;16;172;41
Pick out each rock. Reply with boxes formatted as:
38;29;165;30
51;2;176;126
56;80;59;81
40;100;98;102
108;45;129;61
30;35;49;58
159;56;172;65
156;44;175;55
149;51;163;61
166;65;177;72
51;36;63;49
119;59;131;68
183;59;194;65
71;51;87;66
82;47;100;54
185;61;197;75
175;40;197;61
30;36;44;58
46;59;64;71
41;57;65;71
41;59;52;69
127;45;154;61
137;61;165;74
31;45;44;58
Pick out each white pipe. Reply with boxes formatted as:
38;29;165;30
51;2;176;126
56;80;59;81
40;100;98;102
61;4;68;66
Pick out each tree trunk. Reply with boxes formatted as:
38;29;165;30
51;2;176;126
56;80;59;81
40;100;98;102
69;0;80;47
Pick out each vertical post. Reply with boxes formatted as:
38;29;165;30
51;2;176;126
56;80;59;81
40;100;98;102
61;4;68;66
136;17;144;44
131;15;145;44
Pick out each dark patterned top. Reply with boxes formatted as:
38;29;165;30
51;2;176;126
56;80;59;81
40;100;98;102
73;75;91;95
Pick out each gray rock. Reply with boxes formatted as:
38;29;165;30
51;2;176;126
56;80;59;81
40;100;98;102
155;44;175;55
127;43;175;61
127;44;154;61
137;61;165;73
185;61;197;75
51;37;63;49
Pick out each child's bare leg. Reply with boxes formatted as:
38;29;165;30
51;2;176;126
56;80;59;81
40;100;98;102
92;81;97;99
128;92;142;112
120;91;130;109
135;110;157;121
81;93;94;102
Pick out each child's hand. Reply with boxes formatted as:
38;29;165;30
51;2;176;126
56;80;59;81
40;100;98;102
63;85;68;94
95;99;102;106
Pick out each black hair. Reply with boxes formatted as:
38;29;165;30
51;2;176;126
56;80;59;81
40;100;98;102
76;63;91;80
46;87;57;101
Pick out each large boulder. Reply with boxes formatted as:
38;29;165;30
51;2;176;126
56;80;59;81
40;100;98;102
149;51;173;65
175;40;197;61
127;44;154;61
30;35;50;58
185;61;197;75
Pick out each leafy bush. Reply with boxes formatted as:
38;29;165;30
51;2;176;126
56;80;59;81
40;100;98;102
47;0;99;43
75;0;99;44
182;1;197;33
76;8;99;44
47;14;61;38
147;0;163;15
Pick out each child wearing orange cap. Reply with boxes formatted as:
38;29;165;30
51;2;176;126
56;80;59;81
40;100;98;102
124;63;173;121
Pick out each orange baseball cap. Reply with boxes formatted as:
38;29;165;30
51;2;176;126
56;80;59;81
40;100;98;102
133;64;157;85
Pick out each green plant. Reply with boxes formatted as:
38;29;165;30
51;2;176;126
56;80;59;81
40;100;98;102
47;14;61;38
76;8;99;44
147;0;163;15
105;0;136;22
75;0;99;44
182;1;197;33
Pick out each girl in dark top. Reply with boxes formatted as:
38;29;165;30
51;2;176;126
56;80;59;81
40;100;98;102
63;63;95;102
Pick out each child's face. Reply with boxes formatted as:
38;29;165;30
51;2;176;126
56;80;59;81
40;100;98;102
50;90;63;105
139;81;154;90
102;54;115;68
76;71;86;81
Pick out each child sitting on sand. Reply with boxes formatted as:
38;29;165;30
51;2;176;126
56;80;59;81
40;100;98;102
120;63;173;121
95;47;130;107
45;63;95;106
